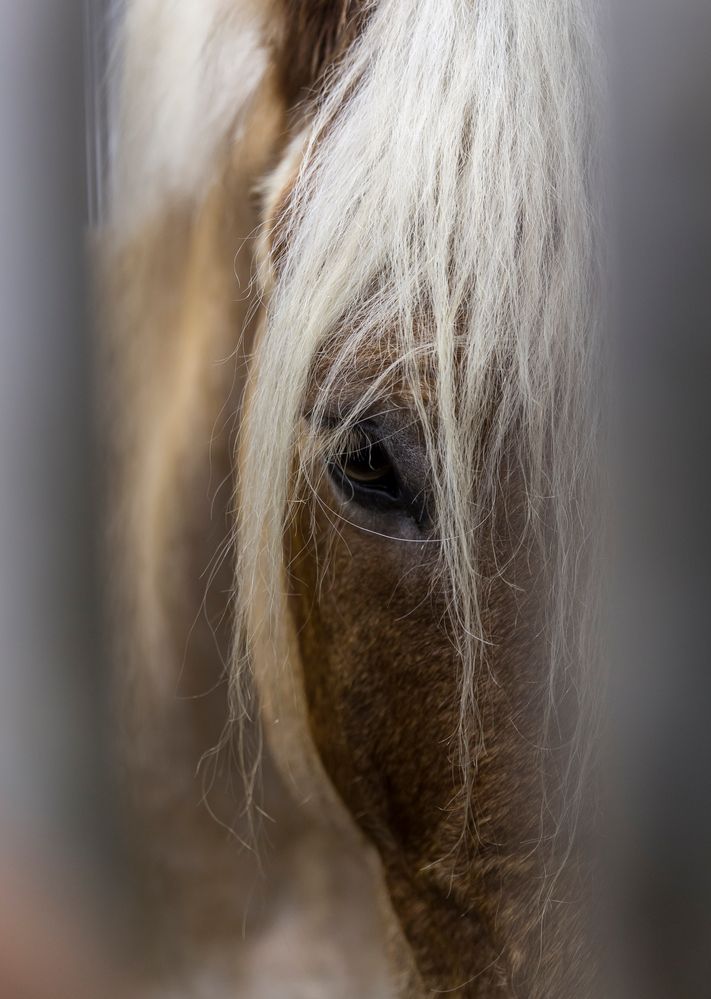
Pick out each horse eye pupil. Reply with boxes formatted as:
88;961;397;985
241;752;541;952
342;440;389;481
345;441;384;475
328;428;400;499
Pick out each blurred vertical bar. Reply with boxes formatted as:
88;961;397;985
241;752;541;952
0;0;117;988
612;0;711;995
86;0;122;226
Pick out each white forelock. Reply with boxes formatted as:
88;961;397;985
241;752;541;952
235;0;602;835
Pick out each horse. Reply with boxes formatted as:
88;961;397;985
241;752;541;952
104;1;601;995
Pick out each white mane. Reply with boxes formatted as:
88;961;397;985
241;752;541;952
236;0;601;825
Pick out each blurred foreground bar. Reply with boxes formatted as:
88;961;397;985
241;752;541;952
613;1;711;996
0;2;120;996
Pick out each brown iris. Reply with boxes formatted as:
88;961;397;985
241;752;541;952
329;425;400;499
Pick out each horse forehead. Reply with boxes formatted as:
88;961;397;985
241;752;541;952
304;334;435;412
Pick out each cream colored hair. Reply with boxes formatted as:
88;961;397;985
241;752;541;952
235;0;601;840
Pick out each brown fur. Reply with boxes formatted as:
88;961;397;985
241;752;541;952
104;133;276;978
270;0;369;103
282;374;588;996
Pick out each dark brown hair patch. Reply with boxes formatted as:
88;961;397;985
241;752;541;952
273;0;370;103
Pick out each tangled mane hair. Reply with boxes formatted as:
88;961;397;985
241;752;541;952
234;0;601;842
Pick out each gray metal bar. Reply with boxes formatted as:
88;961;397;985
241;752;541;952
611;1;711;995
0;2;119;993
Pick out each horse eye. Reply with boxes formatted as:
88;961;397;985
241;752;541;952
328;426;401;503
